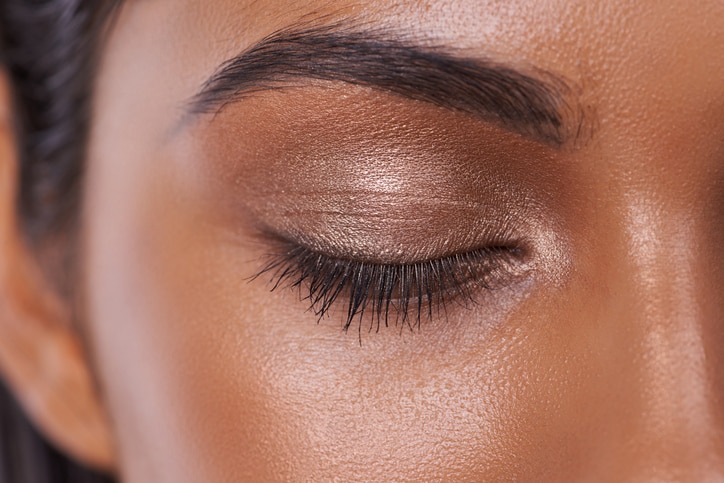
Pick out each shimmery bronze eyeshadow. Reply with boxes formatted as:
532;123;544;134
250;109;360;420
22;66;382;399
189;86;566;251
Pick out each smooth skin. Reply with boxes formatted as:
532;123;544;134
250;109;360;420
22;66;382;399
1;0;724;481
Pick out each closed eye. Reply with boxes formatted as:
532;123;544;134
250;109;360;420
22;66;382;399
250;240;527;341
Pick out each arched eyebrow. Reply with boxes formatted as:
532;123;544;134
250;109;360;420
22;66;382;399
188;22;584;147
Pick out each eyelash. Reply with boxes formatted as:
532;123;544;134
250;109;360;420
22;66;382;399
251;241;524;337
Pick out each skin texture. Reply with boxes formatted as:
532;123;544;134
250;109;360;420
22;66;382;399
1;0;724;481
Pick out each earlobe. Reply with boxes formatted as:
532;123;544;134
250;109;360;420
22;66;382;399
0;73;117;472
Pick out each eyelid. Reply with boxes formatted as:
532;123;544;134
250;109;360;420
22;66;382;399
249;239;527;340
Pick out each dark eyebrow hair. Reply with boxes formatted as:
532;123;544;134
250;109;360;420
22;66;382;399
189;23;583;147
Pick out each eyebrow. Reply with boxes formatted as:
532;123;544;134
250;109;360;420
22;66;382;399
189;23;582;147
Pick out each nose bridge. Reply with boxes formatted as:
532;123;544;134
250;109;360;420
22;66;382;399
625;201;706;414
608;195;723;476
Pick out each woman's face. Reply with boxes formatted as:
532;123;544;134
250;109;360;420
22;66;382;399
81;0;724;480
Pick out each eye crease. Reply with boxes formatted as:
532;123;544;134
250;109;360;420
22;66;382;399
251;238;527;340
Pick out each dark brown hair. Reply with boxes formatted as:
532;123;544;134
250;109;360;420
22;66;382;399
0;0;119;481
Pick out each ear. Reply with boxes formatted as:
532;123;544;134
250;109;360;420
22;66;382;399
0;73;116;471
